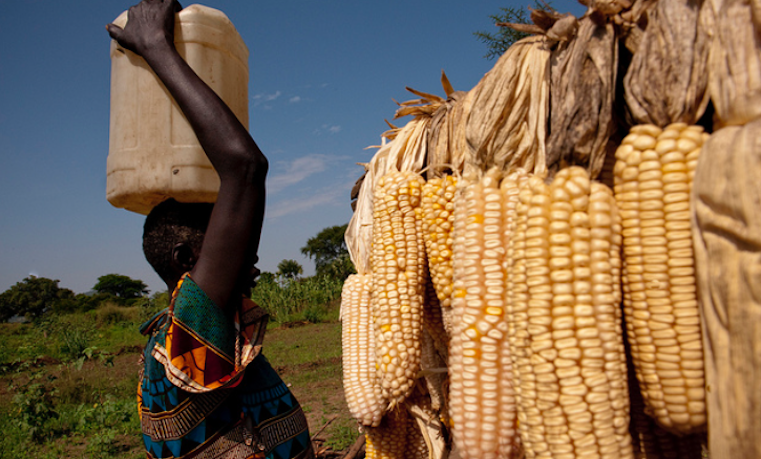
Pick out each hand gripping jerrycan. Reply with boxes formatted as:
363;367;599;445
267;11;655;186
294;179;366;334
107;4;248;215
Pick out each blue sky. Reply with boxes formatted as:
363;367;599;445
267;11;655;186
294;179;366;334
0;1;585;295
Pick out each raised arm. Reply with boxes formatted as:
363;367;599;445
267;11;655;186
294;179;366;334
107;0;266;309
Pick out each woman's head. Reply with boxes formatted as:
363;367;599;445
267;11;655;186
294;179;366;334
143;199;214;285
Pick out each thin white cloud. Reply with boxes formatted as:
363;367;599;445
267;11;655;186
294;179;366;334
252;90;282;106
314;124;342;135
289;96;301;103
267;155;330;194
266;187;345;219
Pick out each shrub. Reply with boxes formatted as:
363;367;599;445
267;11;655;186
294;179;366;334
57;326;91;361
95;304;141;326
10;370;59;442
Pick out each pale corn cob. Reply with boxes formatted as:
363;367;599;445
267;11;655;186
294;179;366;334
509;167;632;459
341;274;386;426
507;171;533;456
501;168;529;456
449;167;519;459
371;170;427;407
405;416;430;459
627;350;704;459
613;123;707;435
421;175;458;337
365;409;411;459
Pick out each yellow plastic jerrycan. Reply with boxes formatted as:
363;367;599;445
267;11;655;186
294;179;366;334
107;4;249;215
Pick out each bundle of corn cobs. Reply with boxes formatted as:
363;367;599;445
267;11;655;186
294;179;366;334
341;0;761;458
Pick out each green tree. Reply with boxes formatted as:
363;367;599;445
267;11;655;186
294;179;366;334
300;224;354;279
93;274;149;299
277;259;303;281
474;1;553;60
0;276;74;321
257;271;277;287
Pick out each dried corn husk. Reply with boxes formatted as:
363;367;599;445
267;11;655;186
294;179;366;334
448;88;476;178
346;159;378;275
457;35;550;176
692;119;761;459
617;0;658;53
704;0;761;127
623;0;710;127
408;398;449;459
547;14;618;179
427;90;466;179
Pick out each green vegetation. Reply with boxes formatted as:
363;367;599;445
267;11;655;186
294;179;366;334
0;224;358;456
252;273;344;325
277;258;304;281
300;223;356;280
1;273;353;457
92;274;149;300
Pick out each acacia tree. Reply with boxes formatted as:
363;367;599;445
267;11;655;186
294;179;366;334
0;276;74;321
474;1;553;60
300;224;355;279
93;274;149;299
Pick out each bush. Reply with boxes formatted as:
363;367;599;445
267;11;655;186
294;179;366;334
10;369;59;442
95;304;141;326
57;326;92;361
73;292;114;313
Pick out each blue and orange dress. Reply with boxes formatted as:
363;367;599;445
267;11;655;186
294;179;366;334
138;274;314;459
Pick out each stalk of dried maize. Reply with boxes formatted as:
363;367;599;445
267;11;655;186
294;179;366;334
509;167;632;459
365;408;411;459
449;167;519;459
421;175;458;338
341;274;386;427
371;170;427;407
613;123;707;435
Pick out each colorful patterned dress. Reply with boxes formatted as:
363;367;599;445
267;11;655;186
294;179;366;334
138;274;314;459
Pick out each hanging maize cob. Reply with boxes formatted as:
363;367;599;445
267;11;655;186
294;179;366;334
613;123;707;435
449;167;519;459
508;167;632;459
421;175;458;338
501;168;529;457
365;409;412;459
341;274;386;427
627;347;705;459
406;421;429;459
371;170;427;407
506;170;533;456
